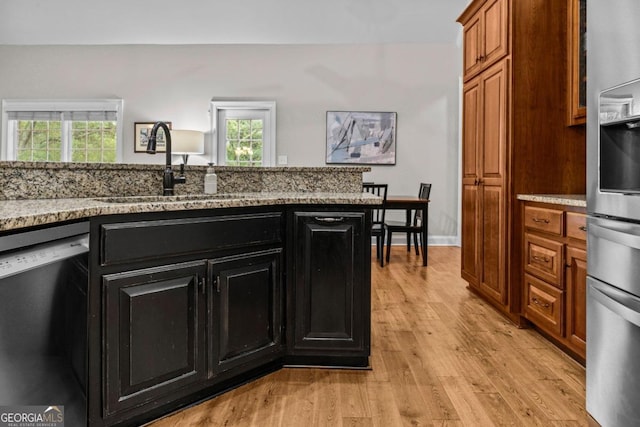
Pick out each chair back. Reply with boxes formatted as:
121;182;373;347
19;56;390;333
414;183;432;225
363;183;388;224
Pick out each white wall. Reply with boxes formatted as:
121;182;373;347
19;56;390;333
0;0;468;45
0;43;461;243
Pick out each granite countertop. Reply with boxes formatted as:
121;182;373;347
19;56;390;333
517;194;586;208
0;192;380;232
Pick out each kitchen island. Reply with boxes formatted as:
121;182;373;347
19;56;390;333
0;162;378;427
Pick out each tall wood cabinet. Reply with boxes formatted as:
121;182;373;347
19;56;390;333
458;0;586;321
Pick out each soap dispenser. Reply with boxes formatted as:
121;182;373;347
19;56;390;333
204;162;217;194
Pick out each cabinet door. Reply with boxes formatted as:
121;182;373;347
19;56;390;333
461;77;482;286
291;212;369;357
462;0;508;80
566;245;587;356
102;261;207;418
482;0;508;70
208;250;283;376
463;13;483;78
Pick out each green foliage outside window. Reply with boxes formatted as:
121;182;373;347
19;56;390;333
225;119;263;166
16;120;116;163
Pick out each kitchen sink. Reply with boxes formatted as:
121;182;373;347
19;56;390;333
93;194;239;204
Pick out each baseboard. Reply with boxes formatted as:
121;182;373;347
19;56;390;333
372;234;460;247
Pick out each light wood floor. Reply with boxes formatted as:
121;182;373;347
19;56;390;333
149;246;588;426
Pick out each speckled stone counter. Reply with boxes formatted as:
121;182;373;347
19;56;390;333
0;162;377;232
0;162;367;199
517;194;586;208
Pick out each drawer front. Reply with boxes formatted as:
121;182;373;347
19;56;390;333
524;273;563;336
101;212;283;266
524;206;563;236
524;232;564;287
566;212;587;241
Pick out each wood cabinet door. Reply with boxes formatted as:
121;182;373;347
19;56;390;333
566;245;587;356
208;249;283;377
479;184;506;304
291;212;369;356
102;261;207;418
461;77;482;286
463;13;483;79
481;59;508;184
482;0;509;70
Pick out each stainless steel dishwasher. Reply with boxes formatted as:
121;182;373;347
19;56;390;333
0;221;89;426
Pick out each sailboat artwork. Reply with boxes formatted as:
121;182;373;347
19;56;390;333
325;111;397;165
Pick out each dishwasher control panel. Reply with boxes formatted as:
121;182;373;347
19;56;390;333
0;234;89;279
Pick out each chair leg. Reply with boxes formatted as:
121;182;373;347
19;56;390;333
379;232;385;267
413;232;420;255
406;231;411;252
386;229;392;263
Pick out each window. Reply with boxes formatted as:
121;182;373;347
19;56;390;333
1;99;123;163
211;101;276;167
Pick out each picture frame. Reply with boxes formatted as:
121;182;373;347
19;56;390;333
134;121;172;153
325;111;397;165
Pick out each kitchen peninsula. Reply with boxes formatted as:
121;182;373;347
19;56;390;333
0;162;377;427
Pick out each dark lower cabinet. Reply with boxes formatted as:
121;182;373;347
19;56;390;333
289;211;370;365
90;207;370;426
102;261;207;419
208;249;283;376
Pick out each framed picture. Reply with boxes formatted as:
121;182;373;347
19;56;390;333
134;121;171;153
326;111;396;165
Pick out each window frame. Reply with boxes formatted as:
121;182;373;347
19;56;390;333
210;100;276;167
1;99;124;162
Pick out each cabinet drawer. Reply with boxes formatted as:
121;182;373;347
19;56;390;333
524;206;563;236
524;232;564;288
566;212;587;241
101;212;283;266
524;273;563;336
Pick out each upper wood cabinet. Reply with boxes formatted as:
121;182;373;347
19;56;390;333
460;0;508;81
567;0;587;125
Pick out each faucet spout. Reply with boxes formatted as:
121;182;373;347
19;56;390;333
147;121;186;196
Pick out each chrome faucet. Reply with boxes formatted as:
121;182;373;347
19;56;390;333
146;121;186;196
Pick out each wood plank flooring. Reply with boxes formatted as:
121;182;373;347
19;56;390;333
149;246;588;426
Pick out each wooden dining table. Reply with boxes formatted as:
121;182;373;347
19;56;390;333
384;195;430;266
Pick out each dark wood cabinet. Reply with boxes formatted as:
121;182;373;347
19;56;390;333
88;205;370;426
208;249;283;376
102;261;207;417
288;211;370;366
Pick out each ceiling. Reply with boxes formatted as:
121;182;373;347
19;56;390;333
0;0;470;45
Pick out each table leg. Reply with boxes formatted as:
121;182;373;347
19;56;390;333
422;204;428;266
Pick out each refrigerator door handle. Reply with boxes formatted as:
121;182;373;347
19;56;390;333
590;278;640;328
590;221;640;250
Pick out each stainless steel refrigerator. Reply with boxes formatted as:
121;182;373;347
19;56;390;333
587;1;640;426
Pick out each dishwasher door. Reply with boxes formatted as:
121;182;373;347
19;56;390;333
0;222;89;427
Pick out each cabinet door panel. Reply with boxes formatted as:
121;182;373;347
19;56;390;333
292;212;368;354
461;183;480;286
482;0;508;67
463;14;483;78
463;78;481;180
209;250;283;376
103;261;206;417
566;246;587;355
481;60;508;181
480;184;506;304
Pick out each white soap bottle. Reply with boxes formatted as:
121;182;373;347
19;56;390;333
204;162;217;194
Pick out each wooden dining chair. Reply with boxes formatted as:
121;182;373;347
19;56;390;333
362;182;388;267
384;183;431;263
